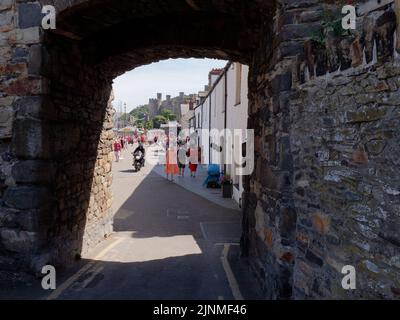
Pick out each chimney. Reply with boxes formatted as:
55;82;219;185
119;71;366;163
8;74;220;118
179;92;184;99
157;93;162;101
166;95;171;102
204;85;209;91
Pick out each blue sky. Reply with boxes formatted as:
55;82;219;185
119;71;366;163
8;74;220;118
112;58;227;112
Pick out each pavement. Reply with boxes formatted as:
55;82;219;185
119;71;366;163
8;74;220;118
149;143;240;210
0;144;262;300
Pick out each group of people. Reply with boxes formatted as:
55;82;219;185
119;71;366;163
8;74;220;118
113;134;146;162
164;138;201;182
113;133;203;183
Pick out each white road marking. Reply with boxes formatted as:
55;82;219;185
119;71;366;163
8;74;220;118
221;244;244;300
46;237;123;300
200;222;208;240
215;242;240;246
76;265;105;292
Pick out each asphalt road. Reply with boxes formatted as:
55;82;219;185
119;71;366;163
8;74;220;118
1;146;262;300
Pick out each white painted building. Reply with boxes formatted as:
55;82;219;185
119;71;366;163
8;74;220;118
193;62;249;206
226;63;249;207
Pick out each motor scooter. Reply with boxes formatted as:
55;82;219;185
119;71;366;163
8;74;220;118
132;151;144;172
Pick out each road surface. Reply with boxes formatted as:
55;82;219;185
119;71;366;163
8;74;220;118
1;146;261;300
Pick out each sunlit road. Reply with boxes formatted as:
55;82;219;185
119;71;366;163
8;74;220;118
0;145;261;300
45;146;259;300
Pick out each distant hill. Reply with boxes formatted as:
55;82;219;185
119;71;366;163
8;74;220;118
130;105;149;121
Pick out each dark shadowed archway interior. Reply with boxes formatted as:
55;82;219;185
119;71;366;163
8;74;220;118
35;0;273;279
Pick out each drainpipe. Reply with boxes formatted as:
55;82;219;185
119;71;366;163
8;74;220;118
200;103;203;150
223;69;228;176
209;93;211;164
396;0;400;53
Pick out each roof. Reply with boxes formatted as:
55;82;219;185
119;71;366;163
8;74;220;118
194;61;233;110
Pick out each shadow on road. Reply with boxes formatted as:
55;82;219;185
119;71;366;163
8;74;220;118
113;168;240;240
53;251;233;299
0;165;263;300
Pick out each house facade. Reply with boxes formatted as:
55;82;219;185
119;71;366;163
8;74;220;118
192;62;249;206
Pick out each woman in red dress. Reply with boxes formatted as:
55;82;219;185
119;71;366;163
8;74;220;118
187;147;201;177
165;147;179;181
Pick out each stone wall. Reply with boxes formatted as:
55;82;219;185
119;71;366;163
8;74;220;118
0;1;115;272
291;60;400;299
243;0;400;299
36;33;116;268
0;0;48;272
1;0;399;300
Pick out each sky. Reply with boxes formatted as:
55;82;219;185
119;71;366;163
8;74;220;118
112;58;228;113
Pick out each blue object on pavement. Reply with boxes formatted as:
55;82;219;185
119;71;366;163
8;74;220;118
203;164;221;188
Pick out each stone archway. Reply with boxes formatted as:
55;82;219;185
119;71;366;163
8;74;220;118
0;0;275;278
1;0;400;300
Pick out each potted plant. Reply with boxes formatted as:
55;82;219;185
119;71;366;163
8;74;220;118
221;174;233;198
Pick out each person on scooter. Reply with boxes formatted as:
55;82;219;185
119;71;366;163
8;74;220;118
132;141;145;167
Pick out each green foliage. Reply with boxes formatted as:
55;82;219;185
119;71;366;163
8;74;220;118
130;105;149;120
160;108;176;121
145;120;154;130
311;8;350;48
129;105;149;127
128;102;178;128
153;115;168;128
221;174;231;183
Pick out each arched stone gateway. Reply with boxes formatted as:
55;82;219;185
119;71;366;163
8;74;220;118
0;0;399;299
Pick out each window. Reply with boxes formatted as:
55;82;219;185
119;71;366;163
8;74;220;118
235;63;242;105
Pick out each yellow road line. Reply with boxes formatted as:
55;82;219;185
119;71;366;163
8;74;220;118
46;237;123;300
221;244;244;300
76;265;105;292
92;237;123;260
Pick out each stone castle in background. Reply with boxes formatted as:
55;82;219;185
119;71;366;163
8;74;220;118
148;92;196;121
147;68;224;121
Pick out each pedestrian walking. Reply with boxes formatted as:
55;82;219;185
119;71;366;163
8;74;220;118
177;144;187;177
113;139;121;162
165;147;179;182
187;147;199;178
118;136;124;160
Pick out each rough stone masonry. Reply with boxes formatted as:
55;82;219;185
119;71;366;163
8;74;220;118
0;0;399;299
243;0;400;299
